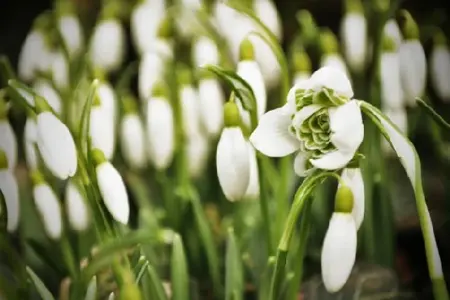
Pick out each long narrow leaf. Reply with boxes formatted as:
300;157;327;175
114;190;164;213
77;79;99;148
147;263;169;300
26;266;55;300
225;228;243;300
84;276;97;300
171;234;189;300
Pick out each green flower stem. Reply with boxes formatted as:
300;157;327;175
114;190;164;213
0;55;16;85
274;157;292;244
417;98;450;132
60;235;78;279
257;154;275;254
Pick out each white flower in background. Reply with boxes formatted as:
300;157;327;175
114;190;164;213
146;85;175;170
430;34;450;102
250;67;364;173
381;108;408;156
51;51;69;91
292;48;312;87
186;132;209;179
0;119;17;171
198;77;225;138
32;173;63;239
236;39;267;128
175;0;203;40
97;81;118;123
192;36;219;67
90;104;116;161
244;144;260;200
130;0;166;55
216;101;250;201
36;109;77;180
18;27;51;82
120;111;147;170
320;30;349;77
58;14;84;58
179;70;202;137
24;117;39;170
65;179;90;231
0;152;20;232
380;35;403;109
321;184;357;292
340;0;367;73
93;149;129;224
383;19;402;50
321;54;348;77
340;168;364;229
33;79;63;115
294;72;310;87
399;13;426;106
89;18;125;72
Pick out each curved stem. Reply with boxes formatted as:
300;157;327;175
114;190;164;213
417;98;450;132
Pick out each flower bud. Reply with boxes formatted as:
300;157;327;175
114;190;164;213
320;30;349;76
0;153;20;232
192;36;219;68
33;79;63;116
186;133;209;179
380;35;403;110
65;179;90;231
24;117;39;170
178;66;202;137
58;14;84;58
198;78;225;138
120;109;147;170
430;32;450;102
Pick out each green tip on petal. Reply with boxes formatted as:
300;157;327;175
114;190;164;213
30;170;45;186
381;34;397;52
334;184;354;213
35;95;52;114
433;30;447;47
239;38;255;61
92;68;106;82
320;29;339;54
345;0;363;13
151;81;168;98
157;16;173;39
177;64;193;86
93;93;102;107
292;47;311;73
0;150;8;170
122;93;138;115
100;0;122;20
91;148;107;166
398;10;419;40
223;96;241;127
55;0;75;17
33;11;53;32
374;0;390;12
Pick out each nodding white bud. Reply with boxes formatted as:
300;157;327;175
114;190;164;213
341;13;367;72
146;97;175;170
399;40;427;106
36;112;77;180
0;120;17;171
180;84;202;137
192;36;219;68
33;182;63;239
18;30;49;82
33;79;63;116
97;82;118;123
93;150;129;224
381;107;408;156
186;133;209;179
89;107;115;161
131;1;165;55
243;144;260;200
0;169;20;232
89;19;125;72
380;47;403;110
51;51;69;91
383;19;402;50
65;180;90;231
120;113;147;170
198;78;224;138
430;42;450;102
58;15;84;58
24;118;39;170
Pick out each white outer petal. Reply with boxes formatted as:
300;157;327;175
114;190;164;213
193;36;219;67
65;180;89;231
310;150;355;170
59;15;84;57
0;121;17;170
89;20;125;72
340;168;365;229
96;162;129;224
186;132;209;179
0;170;20;232
90;108;115;161
198;79;224;137
321;213;357;292
383;19;402;50
97;82;117;123
244;144;260;200
33;183;62;239
24;118;39;169
399;41;427;105
250;107;300;157
216;127;250;201
18;31;45;81
139;51;165;100
36;112;77;179
294;151;308;177
311;64;352;98
131;2;165;55
237;60;267;117
341;13;367;72
51;51;69;91
430;46;450;102
33;80;63;115
380;52;404;109
181;85;201;136
120;114;147;169
146;98;175;170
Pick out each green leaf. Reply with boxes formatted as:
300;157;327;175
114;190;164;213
26;266;56;300
258;257;276;300
7;79;38;112
77;79;99;149
171;234;189;300
416;97;450;132
225;228;244;300
135;257;150;284
26;239;64;276
360;101;449;300
0;55;16;86
146;263;169;300
84;276;97;300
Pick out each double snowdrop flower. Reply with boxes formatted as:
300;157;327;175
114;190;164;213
250;67;364;174
0;150;20;233
430;32;450;102
320;30;349;77
65;179;90;231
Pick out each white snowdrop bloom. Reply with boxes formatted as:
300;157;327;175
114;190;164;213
130;1;166;55
253;0;281;40
58;15;84;58
293;72;310;87
192;36;219;67
244;144;260;200
89;106;115;161
24;118;39;170
51;51;69;91
65;180;89;231
399;40;427;106
216;101;250;201
321;212;357;292
94;150;129;224
33;79;63;115
250;67;364;173
36;111;77;179
186;132;209;179
198;78;225;138
0;120;17;171
175;0;203;40
381;108;408;156
89;19;125;72
321;54;349;77
340;168;364;229
341;13;367;72
430;40;450;102
0;164;20;232
146;96;175;170
180;84;202;137
380;38;403;109
120;113;147;169
33;182;63;239
18;29;51;82
383;19;402;50
97;81;118;123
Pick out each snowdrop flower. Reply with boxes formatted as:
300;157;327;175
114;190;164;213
175;0;203;40
236;39;267;128
89;95;116;161
0;115;17;171
244;144;260;200
321;184;357;292
380;35;403;109
320;30;349;77
381;108;408;156
399;12;426;106
33;79;63;115
51;51;69;91
0;151;20;232
198;74;225;138
120;96;147;170
130;0;166;55
24;116;39;170
31;171;63;239
146;83;175;170
56;0;84;58
340;168;364;229
430;32;450;102
89;9;125;73
186;132;209;179
383;19;402;50
250;67;364;173
65;179;90;231
179;67;202;137
216;100;250;201
93;149;129;224
35;97;77;179
340;0;367;73
192;36;220;68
